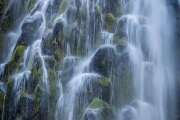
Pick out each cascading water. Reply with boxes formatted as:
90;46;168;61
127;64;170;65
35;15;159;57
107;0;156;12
0;0;178;120
119;0;176;120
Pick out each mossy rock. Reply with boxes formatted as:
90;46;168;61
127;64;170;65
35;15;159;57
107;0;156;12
3;76;14;119
7;77;13;88
44;56;56;69
48;69;57;120
0;0;8;13
115;37;127;53
114;17;127;40
104;13;117;33
111;52;133;107
95;5;101;17
4;46;26;78
72;75;112;120
92;77;112;104
84;98;115;120
16;13;43;47
1;11;13;32
104;0;121;16
94;77;110;87
89;46;117;77
42;21;64;62
29;56;42;94
28;0;37;11
88;98;107;108
59;0;69;14
42;38;62;62
12;46;26;62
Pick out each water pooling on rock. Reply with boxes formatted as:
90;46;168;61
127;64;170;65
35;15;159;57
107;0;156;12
0;0;180;120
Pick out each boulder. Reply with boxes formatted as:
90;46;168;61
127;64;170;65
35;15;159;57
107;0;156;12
16;13;43;47
89;46;117;77
121;107;133;120
83;98;115;120
73;75;112;120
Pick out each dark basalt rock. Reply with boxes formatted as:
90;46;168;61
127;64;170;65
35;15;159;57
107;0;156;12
53;21;64;37
84;110;97;120
19;96;35;120
60;67;75;86
89;46;117;77
104;0;121;16
116;38;127;53
66;6;77;24
42;21;64;60
121;107;133;120
16;13;43;47
114;17;127;40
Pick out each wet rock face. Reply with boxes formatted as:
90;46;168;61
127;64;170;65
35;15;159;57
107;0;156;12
53;21;64;37
104;0;121;16
72;75;112;120
90;46;117;77
0;90;5;119
121;107;133;120
83;98;115;120
16;14;43;47
84;110;97;120
19;97;35;120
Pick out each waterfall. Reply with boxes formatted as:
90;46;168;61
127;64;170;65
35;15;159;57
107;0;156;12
119;0;176;120
0;0;178;120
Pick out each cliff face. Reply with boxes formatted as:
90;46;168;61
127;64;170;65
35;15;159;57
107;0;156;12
0;0;180;120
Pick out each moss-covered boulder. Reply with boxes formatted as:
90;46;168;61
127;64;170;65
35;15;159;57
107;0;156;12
89;46;117;77
73;75;112;120
89;42;132;108
84;98;115;120
113;17;127;43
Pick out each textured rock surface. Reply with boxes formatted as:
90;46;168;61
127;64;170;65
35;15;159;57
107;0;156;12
0;0;180;120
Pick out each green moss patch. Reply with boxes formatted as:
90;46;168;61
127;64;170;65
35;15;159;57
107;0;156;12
95;77;110;87
59;0;69;14
4;46;26;78
88;98;106;108
104;13;117;32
